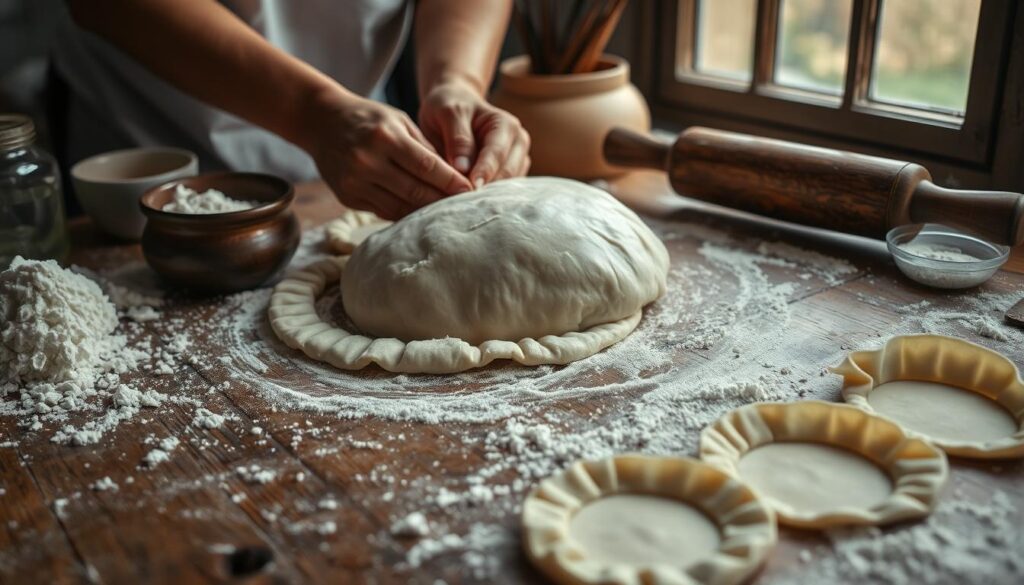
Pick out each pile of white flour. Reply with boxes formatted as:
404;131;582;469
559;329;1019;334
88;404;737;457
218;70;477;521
0;257;176;445
1;256;119;385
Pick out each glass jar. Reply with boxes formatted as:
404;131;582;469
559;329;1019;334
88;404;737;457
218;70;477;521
0;114;69;267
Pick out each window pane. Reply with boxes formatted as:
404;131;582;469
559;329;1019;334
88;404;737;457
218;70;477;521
687;0;757;82
775;0;853;94
870;0;981;114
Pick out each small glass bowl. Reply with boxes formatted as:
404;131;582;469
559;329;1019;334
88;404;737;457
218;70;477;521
886;224;1009;289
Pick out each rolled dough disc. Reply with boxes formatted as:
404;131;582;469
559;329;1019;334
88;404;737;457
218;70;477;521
568;494;720;568
868;381;1018;442
522;454;776;585
323;210;392;254
737;443;891;515
833;334;1024;458
700;401;948;528
270;177;669;374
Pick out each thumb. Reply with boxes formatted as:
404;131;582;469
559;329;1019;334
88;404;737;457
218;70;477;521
441;109;476;175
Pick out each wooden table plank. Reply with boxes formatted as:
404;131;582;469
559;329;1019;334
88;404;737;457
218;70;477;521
0;426;85;584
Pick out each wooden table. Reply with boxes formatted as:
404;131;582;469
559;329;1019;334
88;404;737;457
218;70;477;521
3;172;1022;584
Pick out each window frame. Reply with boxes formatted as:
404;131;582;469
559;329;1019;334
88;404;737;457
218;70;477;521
653;0;1015;167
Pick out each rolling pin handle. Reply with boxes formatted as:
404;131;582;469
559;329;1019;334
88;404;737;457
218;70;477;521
603;128;672;171
910;180;1024;247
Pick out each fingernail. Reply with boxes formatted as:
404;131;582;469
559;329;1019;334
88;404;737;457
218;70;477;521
473;177;485;190
454;156;470;173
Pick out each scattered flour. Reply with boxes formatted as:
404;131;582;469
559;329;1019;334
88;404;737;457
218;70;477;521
236;464;277;485
193;408;225;429
126;305;160;323
162;184;258;214
143;436;180;467
143;448;171;467
90;477;118;492
391;511;431;537
3;219;1021;583
781;491;1023;585
405;523;510;575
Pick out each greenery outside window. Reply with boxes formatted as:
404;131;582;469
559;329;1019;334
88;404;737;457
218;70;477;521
637;0;1024;191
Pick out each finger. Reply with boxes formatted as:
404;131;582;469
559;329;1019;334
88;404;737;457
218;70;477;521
438;108;476;175
402;116;439;154
387;133;473;195
372;161;446;209
496;137;529;180
469;123;515;188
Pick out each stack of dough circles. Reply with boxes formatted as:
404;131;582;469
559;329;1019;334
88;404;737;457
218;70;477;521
832;334;1024;458
323;209;391;254
269;177;670;374
521;454;776;585
699;401;948;528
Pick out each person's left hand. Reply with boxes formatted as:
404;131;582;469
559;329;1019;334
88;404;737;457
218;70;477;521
419;78;531;188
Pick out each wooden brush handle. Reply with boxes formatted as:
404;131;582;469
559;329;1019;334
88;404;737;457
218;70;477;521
604;127;1024;246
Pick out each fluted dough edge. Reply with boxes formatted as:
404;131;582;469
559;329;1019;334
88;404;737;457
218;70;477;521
699;401;948;529
268;257;643;374
521;454;777;585
323;209;392;254
832;334;1024;458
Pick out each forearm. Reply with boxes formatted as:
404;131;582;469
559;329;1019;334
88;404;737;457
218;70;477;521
68;0;346;150
414;0;512;97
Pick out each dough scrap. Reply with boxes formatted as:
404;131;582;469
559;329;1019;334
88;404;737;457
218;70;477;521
341;177;669;345
833;334;1024;458
323;209;391;254
522;454;776;585
699;401;948;529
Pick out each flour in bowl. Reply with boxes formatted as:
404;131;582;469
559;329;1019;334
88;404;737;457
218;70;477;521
162;184;258;214
897;242;980;262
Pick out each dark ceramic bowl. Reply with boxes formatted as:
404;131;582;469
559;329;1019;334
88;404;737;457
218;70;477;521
139;172;300;293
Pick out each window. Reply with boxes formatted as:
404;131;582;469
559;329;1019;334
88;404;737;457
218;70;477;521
647;0;1022;188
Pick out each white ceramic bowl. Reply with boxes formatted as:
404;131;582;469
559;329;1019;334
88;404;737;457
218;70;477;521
71;147;198;240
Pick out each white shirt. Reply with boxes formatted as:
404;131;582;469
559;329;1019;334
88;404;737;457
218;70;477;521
53;0;412;182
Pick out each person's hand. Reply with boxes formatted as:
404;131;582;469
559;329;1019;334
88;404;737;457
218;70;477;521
302;89;473;221
419;78;531;188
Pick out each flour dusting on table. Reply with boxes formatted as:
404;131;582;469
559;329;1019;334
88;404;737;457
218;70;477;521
1;217;1021;583
205;221;1021;581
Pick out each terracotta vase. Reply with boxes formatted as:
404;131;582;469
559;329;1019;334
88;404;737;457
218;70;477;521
490;54;650;180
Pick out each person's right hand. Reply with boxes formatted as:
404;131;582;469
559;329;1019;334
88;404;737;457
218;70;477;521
302;89;473;220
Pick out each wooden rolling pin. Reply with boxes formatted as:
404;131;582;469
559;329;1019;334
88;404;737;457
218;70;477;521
604;127;1024;246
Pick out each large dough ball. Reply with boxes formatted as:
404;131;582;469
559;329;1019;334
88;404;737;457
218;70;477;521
341;177;669;345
